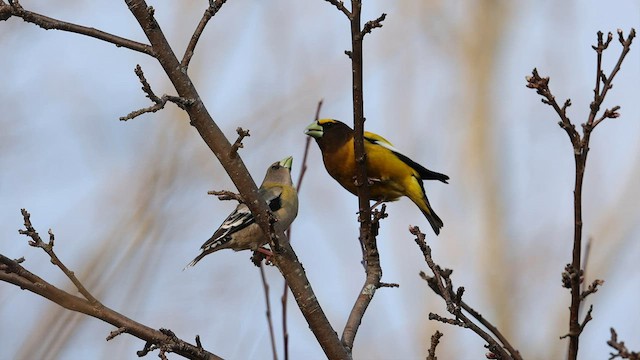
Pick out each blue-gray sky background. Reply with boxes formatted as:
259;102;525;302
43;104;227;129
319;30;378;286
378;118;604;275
1;1;639;359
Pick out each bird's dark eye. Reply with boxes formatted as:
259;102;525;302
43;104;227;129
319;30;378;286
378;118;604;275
271;165;280;170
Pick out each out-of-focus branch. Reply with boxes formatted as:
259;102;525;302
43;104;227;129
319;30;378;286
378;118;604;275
0;211;221;360
259;262;278;360
607;328;640;360
0;1;155;56
526;28;635;360
411;226;522;360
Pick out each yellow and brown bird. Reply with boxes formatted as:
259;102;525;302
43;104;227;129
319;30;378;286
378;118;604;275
304;119;448;235
186;156;298;267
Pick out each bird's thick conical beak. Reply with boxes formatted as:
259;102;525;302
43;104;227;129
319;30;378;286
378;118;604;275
304;121;323;139
279;156;293;170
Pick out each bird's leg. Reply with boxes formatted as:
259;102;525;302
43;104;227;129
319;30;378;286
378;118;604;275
257;247;274;265
251;247;275;266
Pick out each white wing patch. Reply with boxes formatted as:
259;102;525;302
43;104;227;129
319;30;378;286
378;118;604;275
368;136;402;154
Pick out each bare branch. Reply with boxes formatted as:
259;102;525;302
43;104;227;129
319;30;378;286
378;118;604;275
120;65;195;121
181;0;228;69
229;127;250;157
361;13;386;38
207;189;243;202
412;226;522;360
525;68;578;147
0;1;154;56
426;330;443;360
580;279;604;301
18;209;100;305
259;262;278;360
608;328;640;360
0;251;221;359
106;327;127;341
528;28;635;360
325;0;351;18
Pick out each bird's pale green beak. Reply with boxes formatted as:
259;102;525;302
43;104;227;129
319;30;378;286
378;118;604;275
304;121;323;139
279;156;293;170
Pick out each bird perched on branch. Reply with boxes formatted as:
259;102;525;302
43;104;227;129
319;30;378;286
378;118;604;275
186;156;298;267
304;119;448;235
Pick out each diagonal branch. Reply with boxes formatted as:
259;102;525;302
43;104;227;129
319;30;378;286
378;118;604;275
18;209;100;305
411;226;522;360
0;1;154;56
181;0;228;69
361;13;386;38
123;1;349;358
607;328;640;360
324;0;351;18
0;244;221;359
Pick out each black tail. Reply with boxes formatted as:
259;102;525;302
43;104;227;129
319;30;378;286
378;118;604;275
421;204;443;235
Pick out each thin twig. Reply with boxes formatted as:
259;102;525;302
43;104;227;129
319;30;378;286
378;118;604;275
0;249;220;359
607;328;640;360
181;0;228;69
259;262;278;360
229;127;250;158
18;209;100;305
106;327;127;341
207;189;243;202
580;279;604;301
412;226;522;360
527;28;635;360
324;0;351;18
361;13;386;38
120;65;195;121
0;1;154;56
426;330;443;360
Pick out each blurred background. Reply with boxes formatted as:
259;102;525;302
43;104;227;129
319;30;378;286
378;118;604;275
1;1;638;359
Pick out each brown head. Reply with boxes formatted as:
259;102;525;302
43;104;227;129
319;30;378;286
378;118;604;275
304;119;354;153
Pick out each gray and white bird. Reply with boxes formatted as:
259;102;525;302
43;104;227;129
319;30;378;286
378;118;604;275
185;156;298;268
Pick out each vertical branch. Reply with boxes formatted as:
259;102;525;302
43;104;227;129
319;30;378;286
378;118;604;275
337;0;387;352
259;263;278;360
527;28;635;360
